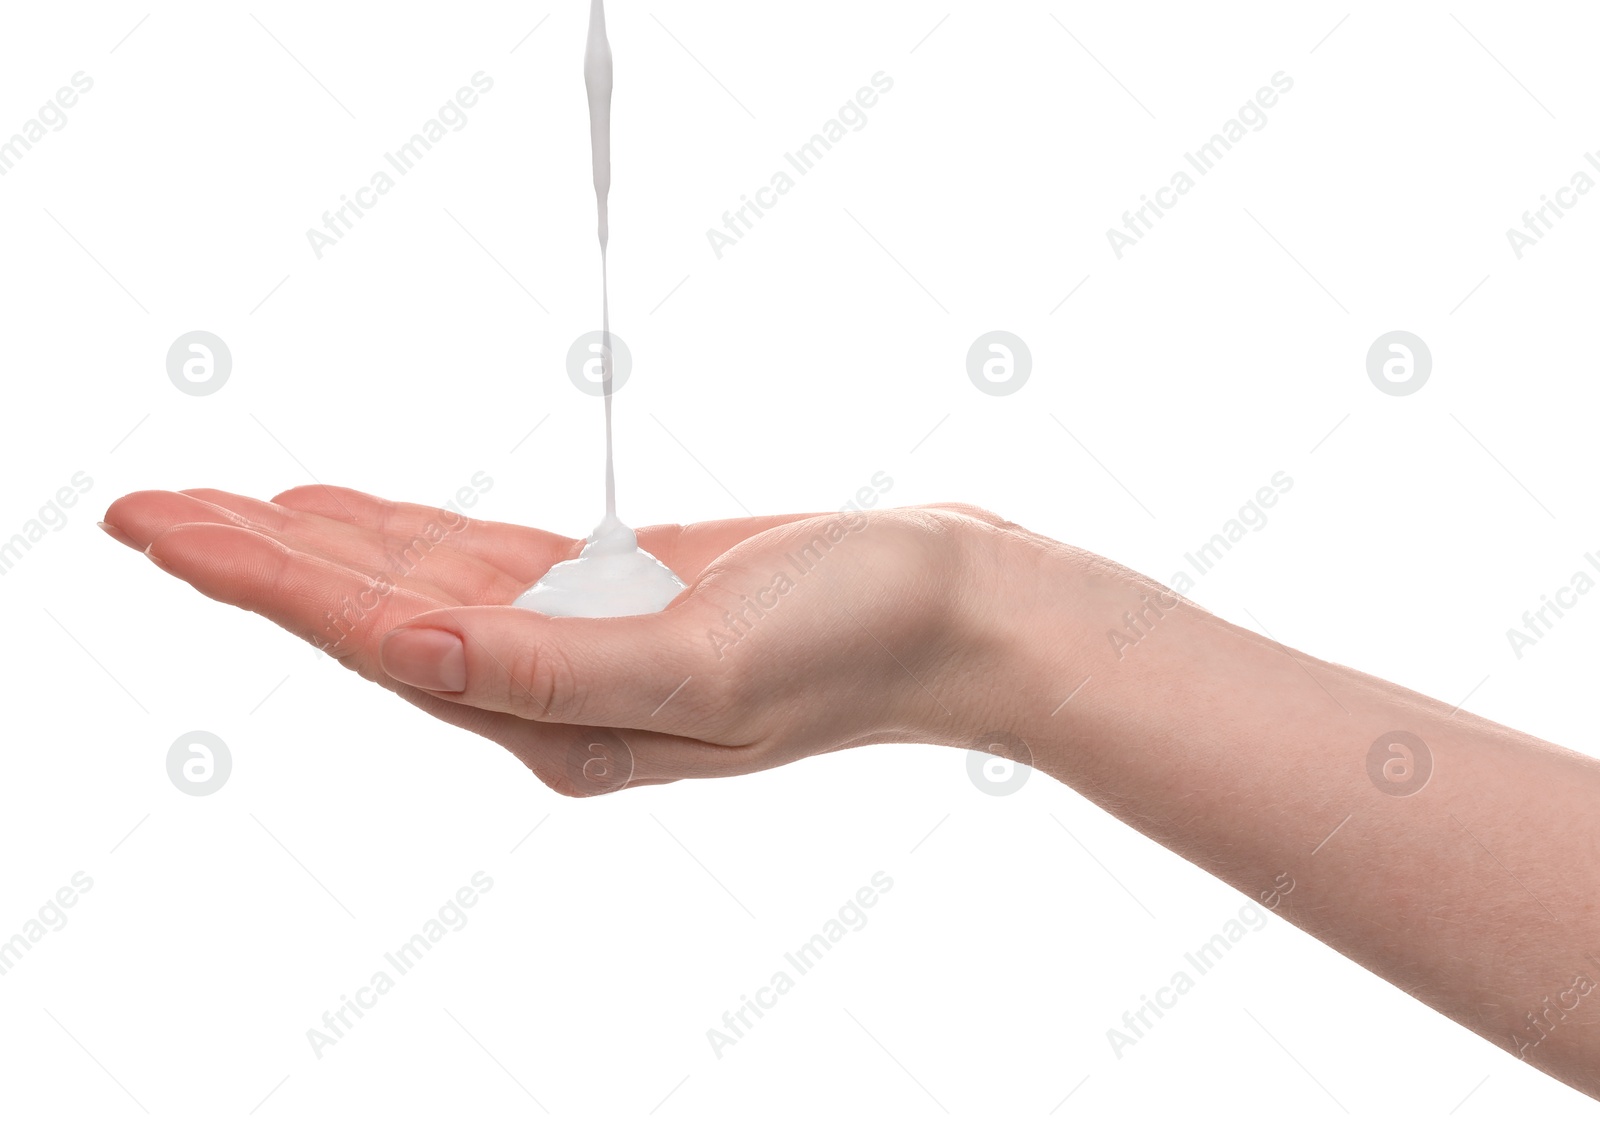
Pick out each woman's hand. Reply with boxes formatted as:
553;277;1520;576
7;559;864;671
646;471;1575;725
101;486;1036;795
101;484;1600;1101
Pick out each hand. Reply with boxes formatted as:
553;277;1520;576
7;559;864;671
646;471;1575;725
101;486;1023;796
100;486;1600;1102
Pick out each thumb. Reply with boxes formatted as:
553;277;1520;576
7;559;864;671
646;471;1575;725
379;603;735;736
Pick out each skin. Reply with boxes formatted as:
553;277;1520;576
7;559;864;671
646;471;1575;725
102;485;1600;1100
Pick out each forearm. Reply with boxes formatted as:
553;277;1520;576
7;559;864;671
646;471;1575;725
945;533;1600;1098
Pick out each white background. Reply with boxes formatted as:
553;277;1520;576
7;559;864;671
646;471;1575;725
1;0;1596;1123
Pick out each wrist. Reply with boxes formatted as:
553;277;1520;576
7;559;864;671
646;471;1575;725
920;517;1205;780
906;515;1090;757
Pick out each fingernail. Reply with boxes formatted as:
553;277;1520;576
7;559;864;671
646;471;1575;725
144;545;173;573
382;628;467;693
98;520;143;551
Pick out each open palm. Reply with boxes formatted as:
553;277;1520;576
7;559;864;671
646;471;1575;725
103;486;994;795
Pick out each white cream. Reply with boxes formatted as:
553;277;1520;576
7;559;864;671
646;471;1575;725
513;0;687;618
586;0;616;518
514;514;686;616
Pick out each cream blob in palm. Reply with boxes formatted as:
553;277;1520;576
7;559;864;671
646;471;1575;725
513;517;685;616
513;0;687;618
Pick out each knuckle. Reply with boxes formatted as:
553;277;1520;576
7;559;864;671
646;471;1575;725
505;638;548;718
506;637;586;721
